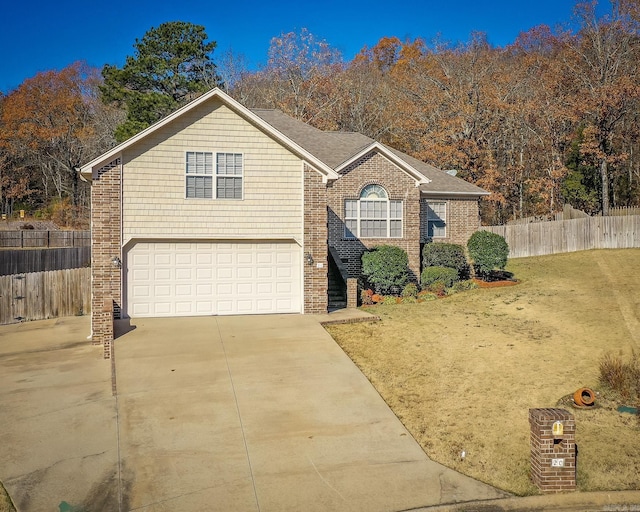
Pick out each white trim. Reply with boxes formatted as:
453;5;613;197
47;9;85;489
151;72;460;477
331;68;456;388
335;142;431;186
421;190;491;197
80;88;339;182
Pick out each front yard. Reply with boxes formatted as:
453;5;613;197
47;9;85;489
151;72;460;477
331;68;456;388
326;249;640;495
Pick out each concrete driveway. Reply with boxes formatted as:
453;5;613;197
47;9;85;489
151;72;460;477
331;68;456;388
0;314;506;511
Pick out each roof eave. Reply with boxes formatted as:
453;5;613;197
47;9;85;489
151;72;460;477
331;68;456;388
421;190;491;197
80;88;339;181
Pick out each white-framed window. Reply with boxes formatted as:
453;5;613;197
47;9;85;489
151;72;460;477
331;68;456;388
216;152;243;199
426;201;447;238
186;152;243;199
186;151;213;199
344;184;403;239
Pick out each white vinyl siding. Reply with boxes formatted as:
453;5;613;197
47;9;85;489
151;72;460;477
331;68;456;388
344;185;402;239
426;201;447;238
122;100;303;243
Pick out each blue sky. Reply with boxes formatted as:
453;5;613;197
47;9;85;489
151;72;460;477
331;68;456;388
0;0;609;94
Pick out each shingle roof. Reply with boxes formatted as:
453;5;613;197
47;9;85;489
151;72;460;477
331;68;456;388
252;108;488;197
251;109;373;168
385;147;489;196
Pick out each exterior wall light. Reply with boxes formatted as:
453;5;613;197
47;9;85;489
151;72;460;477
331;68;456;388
111;256;122;268
305;252;314;265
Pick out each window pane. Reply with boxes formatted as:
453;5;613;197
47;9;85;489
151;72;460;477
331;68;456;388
217;176;242;199
360;184;388;199
390;219;402;238
186;151;213;175
390;200;402;219
217;152;243;176
361;220;386;238
427;202;446;221
428;220;446;238
186;176;212;199
427;201;446;237
345;200;357;218
345;219;357;238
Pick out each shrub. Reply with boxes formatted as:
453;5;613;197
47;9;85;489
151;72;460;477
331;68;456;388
422;243;470;278
401;282;419;298
361;245;409;295
382;295;398;305
446;279;479;295
421;266;459;289
599;352;640;401
467;231;509;278
360;289;374;305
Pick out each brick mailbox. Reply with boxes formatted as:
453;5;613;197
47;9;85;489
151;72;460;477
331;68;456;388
529;408;576;492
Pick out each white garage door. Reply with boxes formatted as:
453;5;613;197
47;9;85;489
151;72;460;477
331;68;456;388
125;241;301;317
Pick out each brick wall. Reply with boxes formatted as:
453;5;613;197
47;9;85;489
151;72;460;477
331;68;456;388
327;152;421;281
529;408;577;493
421;197;481;245
91;158;122;348
303;165;328;313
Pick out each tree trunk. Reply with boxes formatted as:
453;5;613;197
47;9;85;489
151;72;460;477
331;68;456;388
601;157;609;216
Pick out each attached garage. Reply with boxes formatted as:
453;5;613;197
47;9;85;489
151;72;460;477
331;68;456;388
124;241;301;318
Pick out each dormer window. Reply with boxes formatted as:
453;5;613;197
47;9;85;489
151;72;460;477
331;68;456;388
344;184;403;239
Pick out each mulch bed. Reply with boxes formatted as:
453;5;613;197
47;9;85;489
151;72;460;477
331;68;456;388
473;278;520;288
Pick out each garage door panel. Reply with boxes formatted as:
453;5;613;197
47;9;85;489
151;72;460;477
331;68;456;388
155;269;172;280
126;241;301;318
216;268;233;279
237;267;253;279
154;254;172;265
175;268;192;280
257;282;273;294
154;302;171;315
155;285;171;297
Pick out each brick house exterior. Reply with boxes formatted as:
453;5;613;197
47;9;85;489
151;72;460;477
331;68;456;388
81;88;487;350
327;152;422;280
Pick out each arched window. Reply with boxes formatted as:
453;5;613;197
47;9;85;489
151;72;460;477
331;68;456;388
345;184;403;239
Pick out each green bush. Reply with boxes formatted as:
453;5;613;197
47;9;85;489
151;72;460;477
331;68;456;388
401;282;419;298
446;279;479;295
421;266;459;289
422;243;470;278
467;231;509;278
361;245;409;295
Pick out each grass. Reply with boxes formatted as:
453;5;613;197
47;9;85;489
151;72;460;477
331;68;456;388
0;481;15;512
326;249;640;495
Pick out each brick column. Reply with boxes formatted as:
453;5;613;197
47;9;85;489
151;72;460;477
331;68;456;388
346;278;358;308
529;408;576;493
303;165;328;314
90;158;122;350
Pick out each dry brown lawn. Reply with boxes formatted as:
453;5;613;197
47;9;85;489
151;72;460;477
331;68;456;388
0;482;14;512
326;249;640;495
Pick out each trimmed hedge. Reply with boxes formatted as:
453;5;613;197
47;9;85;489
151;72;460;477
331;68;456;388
361;245;409;295
467;231;509;277
421;266;459;289
422;243;470;278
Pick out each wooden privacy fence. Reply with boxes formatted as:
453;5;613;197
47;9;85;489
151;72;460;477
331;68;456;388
0;230;90;248
0;268;90;324
483;215;640;258
0;247;91;275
